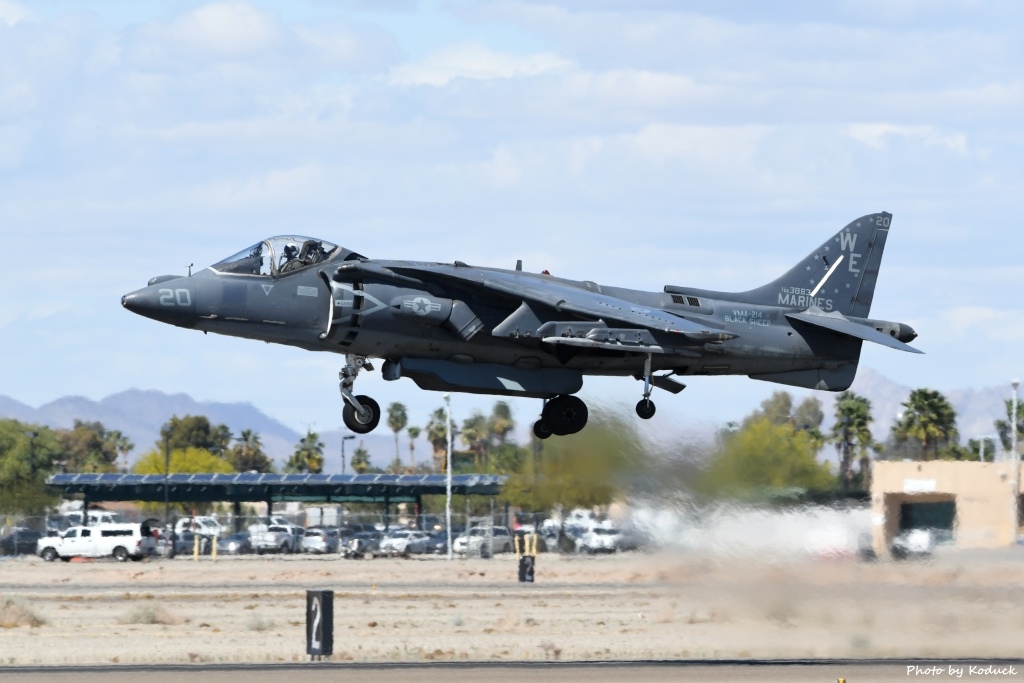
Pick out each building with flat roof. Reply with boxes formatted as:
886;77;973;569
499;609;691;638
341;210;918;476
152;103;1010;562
870;460;1023;554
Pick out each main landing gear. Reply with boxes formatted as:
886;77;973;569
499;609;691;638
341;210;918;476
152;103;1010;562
533;395;589;440
340;354;381;434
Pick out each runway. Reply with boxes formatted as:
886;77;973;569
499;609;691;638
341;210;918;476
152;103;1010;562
3;660;1023;683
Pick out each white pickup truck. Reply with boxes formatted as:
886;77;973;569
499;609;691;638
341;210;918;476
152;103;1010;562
38;523;156;562
248;524;296;554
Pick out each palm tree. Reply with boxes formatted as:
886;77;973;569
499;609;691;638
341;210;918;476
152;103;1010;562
229;429;273;472
286;429;325;473
406;426;421;467
830;391;875;491
488;401;515;447
350;442;370;474
461;412;489;469
425;408;449;471
107;430;134;473
387;402;408;468
995;399;1023;454
892;388;958;461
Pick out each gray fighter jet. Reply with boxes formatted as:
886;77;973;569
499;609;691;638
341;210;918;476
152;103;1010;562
122;211;920;439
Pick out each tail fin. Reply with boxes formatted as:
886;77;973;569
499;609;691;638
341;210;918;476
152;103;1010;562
739;212;892;317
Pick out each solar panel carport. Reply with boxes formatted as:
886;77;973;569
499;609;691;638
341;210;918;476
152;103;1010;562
46;472;507;530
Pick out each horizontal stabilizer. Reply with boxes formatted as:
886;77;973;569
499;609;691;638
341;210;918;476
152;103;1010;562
786;310;924;354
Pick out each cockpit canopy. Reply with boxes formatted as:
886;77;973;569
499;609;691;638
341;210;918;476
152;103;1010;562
212;236;340;277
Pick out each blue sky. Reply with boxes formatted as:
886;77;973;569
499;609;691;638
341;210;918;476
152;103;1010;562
1;0;1021;443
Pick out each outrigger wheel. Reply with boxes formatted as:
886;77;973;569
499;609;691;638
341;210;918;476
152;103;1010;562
343;394;381;434
635;398;656;420
533;419;553;440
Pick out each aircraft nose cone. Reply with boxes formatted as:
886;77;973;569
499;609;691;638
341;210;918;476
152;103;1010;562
122;282;197;328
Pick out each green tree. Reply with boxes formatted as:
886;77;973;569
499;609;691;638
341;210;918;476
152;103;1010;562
158;415;231;454
461;411;490;469
57;420;132;473
425;408;449;471
226;429;274;473
892;389;959;461
406;426;421;467
743;391;794;427
0;421;60;515
501;410;645;511
285;429;325;473
830;391;876;492
966;437;997;462
701;418;836;496
350;442;371;474
793;396;826;448
133;446;236;515
488;401;515;447
386;402;408;469
995;399;1024;454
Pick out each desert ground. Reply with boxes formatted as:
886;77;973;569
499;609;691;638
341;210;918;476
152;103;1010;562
3;547;1024;667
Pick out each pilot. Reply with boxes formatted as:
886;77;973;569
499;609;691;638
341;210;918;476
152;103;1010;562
280;244;299;271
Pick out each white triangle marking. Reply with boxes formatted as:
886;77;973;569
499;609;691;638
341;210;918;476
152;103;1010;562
261;284;273;295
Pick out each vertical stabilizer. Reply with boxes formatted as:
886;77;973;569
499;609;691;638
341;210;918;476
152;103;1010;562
738;212;892;317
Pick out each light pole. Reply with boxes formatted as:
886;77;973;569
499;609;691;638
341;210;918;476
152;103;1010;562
444;393;453;561
341;435;355;474
1011;379;1020;543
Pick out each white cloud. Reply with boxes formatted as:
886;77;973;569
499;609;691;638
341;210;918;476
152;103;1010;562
625;123;770;167
0;0;28;26
845;123;967;153
162;2;283;58
942;306;1024;341
388;42;571;86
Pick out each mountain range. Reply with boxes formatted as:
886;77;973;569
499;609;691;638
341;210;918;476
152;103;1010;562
0;368;1016;469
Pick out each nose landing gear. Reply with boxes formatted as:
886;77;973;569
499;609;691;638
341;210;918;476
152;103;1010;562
533;394;589;439
340;354;382;434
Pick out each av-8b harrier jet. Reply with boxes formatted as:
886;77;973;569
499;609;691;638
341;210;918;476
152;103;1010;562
123;211;920;439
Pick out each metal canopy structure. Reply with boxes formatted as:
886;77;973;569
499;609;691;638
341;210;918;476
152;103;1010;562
46;472;506;505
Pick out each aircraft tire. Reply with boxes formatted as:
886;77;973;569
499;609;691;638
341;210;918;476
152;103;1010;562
533;419;553;440
635;399;656;420
543;395;588;435
343;395;381;433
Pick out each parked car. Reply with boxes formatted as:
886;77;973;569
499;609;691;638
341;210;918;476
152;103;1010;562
250;524;295;554
175;516;227;537
38;523;156;562
302;527;340;554
580;527;624;553
890;528;935;560
65;510;124;526
344;531;381;559
268;516;305;549
216;532;253;555
379;529;431;556
425;530;455;555
0;528;43;556
452;526;513;556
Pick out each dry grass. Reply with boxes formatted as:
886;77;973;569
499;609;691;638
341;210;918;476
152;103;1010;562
0;597;45;628
118;604;184;626
245;615;275;632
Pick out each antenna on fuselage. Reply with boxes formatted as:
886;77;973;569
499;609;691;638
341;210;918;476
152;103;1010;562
515;259;522;272
188;263;193;277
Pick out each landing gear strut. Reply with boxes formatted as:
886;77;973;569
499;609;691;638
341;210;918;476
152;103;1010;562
340;354;381;434
534;395;589;439
635;353;656;420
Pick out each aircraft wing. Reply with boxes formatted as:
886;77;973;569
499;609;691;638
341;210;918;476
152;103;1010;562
386;263;730;340
786;310;924;354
